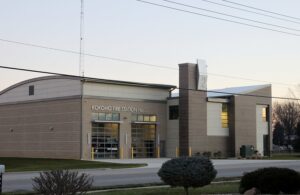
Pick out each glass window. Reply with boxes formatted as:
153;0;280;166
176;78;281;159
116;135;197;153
99;113;106;121
29;85;34;96
132;114;157;122
221;104;229;128
93;113;120;121
131;124;156;158
138;115;144;122
262;107;268;122
150;115;157;122
112;113;120;121
144;115;150;122
169;105;179;120
92;122;119;159
132;114;137;122
222;103;228;113
92;113;99;120
106;113;112;121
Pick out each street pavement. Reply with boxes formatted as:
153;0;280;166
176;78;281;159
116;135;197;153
2;159;300;193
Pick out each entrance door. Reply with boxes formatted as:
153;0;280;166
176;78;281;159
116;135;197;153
92;123;119;159
131;124;156;158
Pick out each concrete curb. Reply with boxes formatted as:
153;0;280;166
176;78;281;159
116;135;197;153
87;179;241;194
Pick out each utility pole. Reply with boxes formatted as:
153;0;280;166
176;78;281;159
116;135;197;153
79;0;85;77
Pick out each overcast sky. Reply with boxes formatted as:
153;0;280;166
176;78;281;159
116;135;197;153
0;0;300;98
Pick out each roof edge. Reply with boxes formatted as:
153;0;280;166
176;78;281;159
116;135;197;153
239;84;272;95
0;76;79;96
82;77;176;89
0;75;176;96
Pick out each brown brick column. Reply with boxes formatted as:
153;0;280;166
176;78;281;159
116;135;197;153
179;63;207;156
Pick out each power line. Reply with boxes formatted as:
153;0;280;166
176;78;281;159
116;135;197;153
200;0;300;25
205;73;293;87
0;65;299;101
0;38;177;70
177;87;299;101
162;0;300;32
0;65;171;88
222;0;300;22
136;0;300;37
0;38;297;87
0;65;79;79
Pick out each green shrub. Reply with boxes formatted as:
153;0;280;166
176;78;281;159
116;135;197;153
213;151;222;159
202;151;212;158
32;170;93;195
239;167;300;194
158;156;217;195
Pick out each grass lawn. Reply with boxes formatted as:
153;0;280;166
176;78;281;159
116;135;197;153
265;153;300;160
90;182;240;195
0;157;146;172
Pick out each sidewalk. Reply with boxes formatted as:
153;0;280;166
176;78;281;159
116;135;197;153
97;158;170;168
96;158;295;168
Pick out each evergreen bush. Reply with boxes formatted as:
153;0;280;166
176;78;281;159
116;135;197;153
158;156;217;195
202;151;212;158
213;151;222;158
239;167;300;194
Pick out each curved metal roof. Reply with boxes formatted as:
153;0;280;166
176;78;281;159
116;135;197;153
0;75;176;96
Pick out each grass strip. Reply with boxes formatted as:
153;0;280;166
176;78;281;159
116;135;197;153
0;157;146;172
2;178;241;195
266;154;300;160
88;182;240;195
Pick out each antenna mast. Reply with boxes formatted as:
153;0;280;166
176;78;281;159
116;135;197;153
79;0;84;77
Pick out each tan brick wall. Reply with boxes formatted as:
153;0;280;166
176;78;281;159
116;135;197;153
233;86;272;156
179;64;230;156
0;98;82;159
166;98;179;157
178;63;238;157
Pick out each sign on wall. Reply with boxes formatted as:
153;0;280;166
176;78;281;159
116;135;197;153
91;105;144;113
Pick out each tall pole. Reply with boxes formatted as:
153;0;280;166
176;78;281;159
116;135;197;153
79;0;84;77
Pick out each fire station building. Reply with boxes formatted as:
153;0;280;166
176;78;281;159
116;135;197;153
0;63;272;159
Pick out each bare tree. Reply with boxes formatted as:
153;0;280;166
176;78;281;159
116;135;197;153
273;101;300;145
273;122;285;146
32;170;93;195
